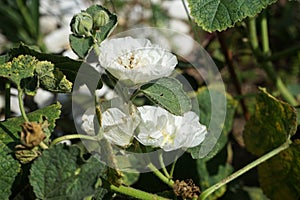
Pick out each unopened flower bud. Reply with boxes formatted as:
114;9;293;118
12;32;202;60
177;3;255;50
70;12;93;36
93;10;110;29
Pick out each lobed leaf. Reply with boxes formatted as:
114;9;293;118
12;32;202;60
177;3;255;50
0;54;72;94
30;144;107;200
0;55;36;87
188;0;277;32
9;43;82;83
243;88;299;200
0;142;21;200
140;77;192;115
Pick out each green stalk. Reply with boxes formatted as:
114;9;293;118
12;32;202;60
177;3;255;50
199;140;291;200
148;163;174;188
260;12;298;106
50;134;100;146
248;17;259;53
17;88;28;122
39;141;49;149
169;157;177;179
159;152;171;178
248;14;298;106
5;82;11;119
110;184;170;200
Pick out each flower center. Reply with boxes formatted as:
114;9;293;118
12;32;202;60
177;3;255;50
161;129;175;146
117;52;141;69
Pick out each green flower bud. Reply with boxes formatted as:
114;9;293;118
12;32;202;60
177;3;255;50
70;11;93;36
93;10;110;29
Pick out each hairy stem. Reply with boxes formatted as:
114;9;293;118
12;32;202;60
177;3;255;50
169;157;177;179
50;134;100;146
159;152;171;178
5;82;11;119
199;140;291;200
248;13;298;106
110;184;170;200
39;141;49;149
18;88;28;122
148;163;174;188
261;12;298;106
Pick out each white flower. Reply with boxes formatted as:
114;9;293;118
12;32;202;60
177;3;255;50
98;36;177;85
135;106;207;151
81;105;140;147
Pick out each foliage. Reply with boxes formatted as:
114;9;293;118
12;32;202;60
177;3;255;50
188;0;277;32
30;144;107;200
244;89;299;200
0;1;299;200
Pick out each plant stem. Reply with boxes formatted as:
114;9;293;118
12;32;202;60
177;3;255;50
248;17;259;53
39;141;48;149
148;163;174;188
18;88;28;122
248;13;298;106
260;12;298;106
159;152;171;178
50;134;100;146
199;140;291;200
5;82;11;119
169;157;177;179
110;184;170;200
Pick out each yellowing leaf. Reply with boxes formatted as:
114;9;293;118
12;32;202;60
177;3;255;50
243;88;299;200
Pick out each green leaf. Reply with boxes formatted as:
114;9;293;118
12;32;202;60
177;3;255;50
69;34;93;59
197;160;233;200
122;171;140;186
0;55;36;87
0;102;61;149
30;144;107;200
140;77;192;115
0;53;72;94
35;62;72;92
188;0;277;32
86;5;118;44
243;88;299;200
0;142;21;200
9;43;82;83
0;54;9;64
188;86;237;160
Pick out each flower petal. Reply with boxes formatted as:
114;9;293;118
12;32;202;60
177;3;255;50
98;36;177;85
135;106;207;151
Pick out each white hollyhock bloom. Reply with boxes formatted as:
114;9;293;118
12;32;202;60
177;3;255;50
98;36;177;85
81;105;140;147
135;106;207;151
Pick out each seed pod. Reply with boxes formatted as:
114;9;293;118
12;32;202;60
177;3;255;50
93;10;110;29
70;11;93;36
19;121;46;148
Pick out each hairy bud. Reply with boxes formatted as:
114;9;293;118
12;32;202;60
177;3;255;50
70;12;93;36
